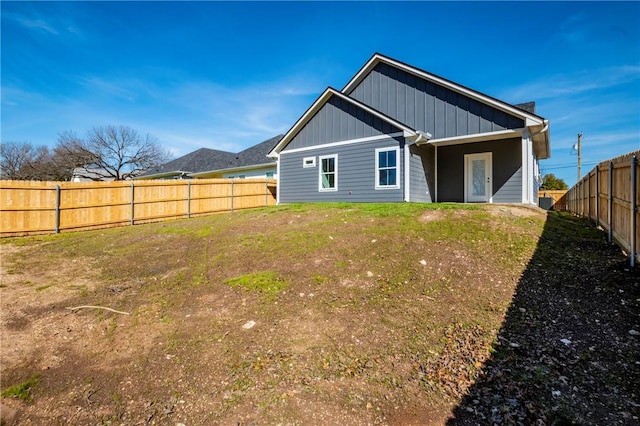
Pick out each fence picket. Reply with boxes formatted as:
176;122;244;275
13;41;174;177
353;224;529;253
563;151;639;267
0;178;277;237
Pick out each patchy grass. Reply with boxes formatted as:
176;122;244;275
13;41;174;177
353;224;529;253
1;375;39;402
1;203;635;425
224;271;288;301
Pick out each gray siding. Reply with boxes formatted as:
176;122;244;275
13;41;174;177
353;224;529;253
284;95;399;151
409;144;435;203
437;138;522;203
349;62;525;139
279;137;405;203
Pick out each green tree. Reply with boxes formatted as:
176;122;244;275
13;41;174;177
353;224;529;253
541;173;568;190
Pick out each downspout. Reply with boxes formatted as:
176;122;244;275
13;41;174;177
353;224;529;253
274;153;281;205
404;143;410;202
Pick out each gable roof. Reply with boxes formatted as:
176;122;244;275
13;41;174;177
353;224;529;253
140;135;282;180
139;148;237;179
342;53;550;159
269;53;550;160
268;87;417;157
233;134;282;167
343;53;547;125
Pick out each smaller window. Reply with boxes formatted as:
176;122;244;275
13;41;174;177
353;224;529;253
319;155;338;191
375;147;400;189
266;171;274;178
303;156;316;168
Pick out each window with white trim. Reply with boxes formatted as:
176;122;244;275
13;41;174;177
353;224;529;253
303;156;316;168
375;147;400;189
319;155;337;191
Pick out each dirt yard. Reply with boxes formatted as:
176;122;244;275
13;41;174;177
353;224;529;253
1;204;638;425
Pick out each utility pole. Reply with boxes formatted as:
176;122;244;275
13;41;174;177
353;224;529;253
577;133;582;182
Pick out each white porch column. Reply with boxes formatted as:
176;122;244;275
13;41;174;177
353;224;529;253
521;129;533;204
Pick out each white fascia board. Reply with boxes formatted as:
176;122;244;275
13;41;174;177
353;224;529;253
190;163;275;178
269;87;415;156
428;129;522;147
279;132;405;156
343;54;546;125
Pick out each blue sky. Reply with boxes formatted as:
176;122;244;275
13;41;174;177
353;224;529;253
2;1;639;186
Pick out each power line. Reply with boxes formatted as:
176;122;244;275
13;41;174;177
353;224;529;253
541;161;598;171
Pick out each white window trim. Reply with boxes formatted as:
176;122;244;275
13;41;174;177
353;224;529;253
318;154;338;192
375;147;400;190
303;156;316;168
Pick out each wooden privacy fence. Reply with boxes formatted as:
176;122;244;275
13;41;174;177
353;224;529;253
537;190;567;211
0;178;277;237
564;151;639;267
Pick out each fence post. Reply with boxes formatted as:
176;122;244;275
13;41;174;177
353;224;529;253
587;173;591;220
631;155;637;268
608;161;613;243
130;182;135;226
54;185;61;234
230;180;234;213
595;165;600;228
187;181;191;219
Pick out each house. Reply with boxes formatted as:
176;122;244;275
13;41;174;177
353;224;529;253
71;167;117;182
190;135;281;179
138;135;282;180
268;53;550;205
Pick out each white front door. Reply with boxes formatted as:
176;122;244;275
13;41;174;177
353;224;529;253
465;152;492;203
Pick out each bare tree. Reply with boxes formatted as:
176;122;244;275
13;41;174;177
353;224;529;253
0;142;53;180
56;125;170;181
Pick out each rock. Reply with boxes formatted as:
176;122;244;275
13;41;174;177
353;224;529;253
628;329;640;336
509;342;520;348
367;271;374;278
419;260;427;266
552;390;561;397
560;338;572;345
242;320;256;329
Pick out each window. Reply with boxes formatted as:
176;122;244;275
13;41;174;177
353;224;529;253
266;171;274;178
303;157;316;168
319;155;337;191
375;147;399;189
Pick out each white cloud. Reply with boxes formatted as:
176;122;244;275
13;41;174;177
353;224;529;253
498;65;640;102
5;10;83;38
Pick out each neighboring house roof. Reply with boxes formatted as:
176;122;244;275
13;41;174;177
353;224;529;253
139;135;282;180
232;134;282;167
270;53;549;159
190;135;282;178
139;148;237;179
268;88;417;157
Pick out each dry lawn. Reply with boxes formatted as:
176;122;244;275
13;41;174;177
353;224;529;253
0;203;637;425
